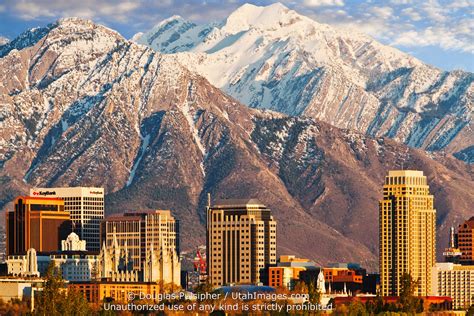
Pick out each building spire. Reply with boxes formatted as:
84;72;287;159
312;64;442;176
317;269;326;294
449;226;455;248
112;226;118;250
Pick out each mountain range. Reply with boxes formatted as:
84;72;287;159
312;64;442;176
0;4;472;270
135;3;473;163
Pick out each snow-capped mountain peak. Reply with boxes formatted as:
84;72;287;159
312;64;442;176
0;14;472;271
134;3;473;163
222;2;298;32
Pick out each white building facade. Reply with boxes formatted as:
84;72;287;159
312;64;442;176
431;263;474;310
30;187;104;251
6;233;99;282
6;248;42;277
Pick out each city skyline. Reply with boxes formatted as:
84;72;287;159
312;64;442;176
0;1;471;312
2;172;473;311
1;174;469;270
0;0;471;274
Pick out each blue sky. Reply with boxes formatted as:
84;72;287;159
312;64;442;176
0;0;472;71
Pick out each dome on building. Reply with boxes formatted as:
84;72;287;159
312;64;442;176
62;232;87;251
66;232;80;241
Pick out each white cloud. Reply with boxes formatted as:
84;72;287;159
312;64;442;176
14;1;55;19
302;0;473;56
401;7;421;21
392;26;474;53
421;0;446;22
7;0;142;21
370;6;394;19
447;0;473;9
2;0;473;59
303;0;345;7
389;0;412;4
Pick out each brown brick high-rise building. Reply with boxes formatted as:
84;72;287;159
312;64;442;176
206;198;277;286
457;217;474;265
6;196;71;255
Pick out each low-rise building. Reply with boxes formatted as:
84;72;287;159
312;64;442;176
69;281;162;304
431;262;474;310
268;255;317;289
0;278;45;302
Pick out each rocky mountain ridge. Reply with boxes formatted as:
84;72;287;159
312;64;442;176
135;3;473;163
0;17;472;270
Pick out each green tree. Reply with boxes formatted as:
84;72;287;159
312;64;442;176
347;300;367;316
194;280;215;303
399;272;422;313
293;281;308;295
0;298;30;315
63;288;93;316
34;262;93;316
307;280;321;304
34;262;66;315
467;304;474;316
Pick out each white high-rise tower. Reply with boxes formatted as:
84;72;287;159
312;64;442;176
30;187;104;251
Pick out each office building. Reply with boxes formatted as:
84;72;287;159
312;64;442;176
379;170;436;296
6;196;71;256
51;232;100;282
206;197;277;286
431;263;474;309
30;187;104;252
268;255;316;289
457;217;474;265
100;210;180;285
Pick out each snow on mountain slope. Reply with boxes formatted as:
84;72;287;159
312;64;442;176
0;37;9;46
134;2;473;163
0;17;379;266
1;17;472;267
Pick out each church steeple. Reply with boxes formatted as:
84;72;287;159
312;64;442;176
317;269;326;294
111;226;120;271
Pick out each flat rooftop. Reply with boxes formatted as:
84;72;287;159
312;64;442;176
212;198;267;209
387;170;425;177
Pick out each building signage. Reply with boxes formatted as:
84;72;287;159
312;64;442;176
32;191;57;196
